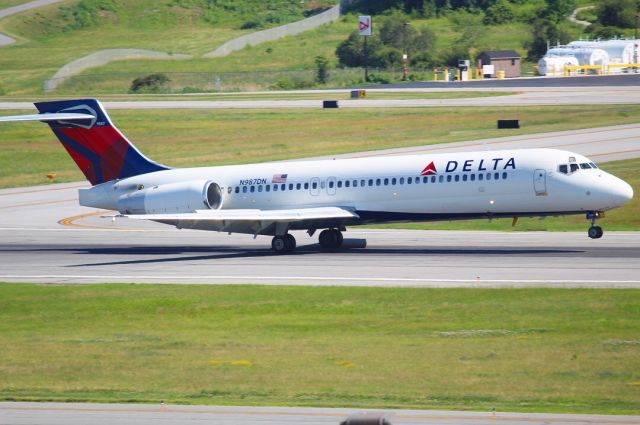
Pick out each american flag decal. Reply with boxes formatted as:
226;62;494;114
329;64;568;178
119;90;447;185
272;174;288;183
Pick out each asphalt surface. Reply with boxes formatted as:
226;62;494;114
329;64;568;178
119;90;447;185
1;123;638;287
1;403;639;425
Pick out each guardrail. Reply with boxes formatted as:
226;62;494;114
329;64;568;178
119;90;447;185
563;65;602;76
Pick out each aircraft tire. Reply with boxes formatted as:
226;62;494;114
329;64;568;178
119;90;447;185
588;226;603;239
319;228;343;250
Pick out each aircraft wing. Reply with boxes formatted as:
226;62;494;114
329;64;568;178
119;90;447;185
122;206;359;234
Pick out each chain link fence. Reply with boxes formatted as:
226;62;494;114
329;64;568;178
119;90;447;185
44;67;434;94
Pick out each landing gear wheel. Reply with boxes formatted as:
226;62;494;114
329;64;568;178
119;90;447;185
319;228;343;250
588;226;603;239
272;234;296;254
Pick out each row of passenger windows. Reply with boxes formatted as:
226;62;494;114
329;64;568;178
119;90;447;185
224;172;510;194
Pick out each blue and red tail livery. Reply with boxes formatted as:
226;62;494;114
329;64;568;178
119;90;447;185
34;99;169;185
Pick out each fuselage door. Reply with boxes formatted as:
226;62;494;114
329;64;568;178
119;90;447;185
534;169;547;196
327;176;337;196
310;177;320;196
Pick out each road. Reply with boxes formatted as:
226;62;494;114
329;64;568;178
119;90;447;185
1;403;639;425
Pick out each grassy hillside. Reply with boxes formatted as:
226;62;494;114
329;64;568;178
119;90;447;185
1;284;638;413
0;0;591;95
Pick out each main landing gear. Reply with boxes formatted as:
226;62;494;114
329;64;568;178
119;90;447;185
271;233;296;254
319;228;343;250
587;211;604;239
270;228;345;254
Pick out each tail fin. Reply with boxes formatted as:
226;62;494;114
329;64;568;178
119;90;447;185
34;99;169;185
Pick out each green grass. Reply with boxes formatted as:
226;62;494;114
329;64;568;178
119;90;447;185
0;0;28;8
365;157;640;232
1;104;639;188
0;284;638;413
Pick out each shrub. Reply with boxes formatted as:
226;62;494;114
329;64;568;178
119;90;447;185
130;73;170;93
314;56;329;85
483;0;514;25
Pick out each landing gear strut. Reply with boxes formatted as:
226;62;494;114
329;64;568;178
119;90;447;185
587;212;604;239
271;233;296;254
319;228;343;250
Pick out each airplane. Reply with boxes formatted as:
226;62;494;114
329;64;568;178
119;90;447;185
0;99;633;253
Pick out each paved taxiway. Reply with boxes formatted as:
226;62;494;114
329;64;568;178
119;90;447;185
2;403;639;425
0;123;639;287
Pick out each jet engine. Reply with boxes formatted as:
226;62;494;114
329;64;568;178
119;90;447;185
117;180;222;214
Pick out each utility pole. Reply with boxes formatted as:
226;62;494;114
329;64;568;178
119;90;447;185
402;22;409;81
635;14;639;72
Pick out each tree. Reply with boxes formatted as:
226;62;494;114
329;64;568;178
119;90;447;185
525;18;571;61
314;56;329;84
597;0;639;29
483;0;514;25
545;0;577;22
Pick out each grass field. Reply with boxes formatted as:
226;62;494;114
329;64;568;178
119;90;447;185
0;284;638;413
1;104;639;188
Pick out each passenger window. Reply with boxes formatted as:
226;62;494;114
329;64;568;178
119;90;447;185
289;183;294;190
439;175;444;183
242;186;248;193
353;180;357;187
502;172;507;179
462;174;468;182
258;185;263;192
273;184;278;192
447;175;452;182
337;181;342;188
391;178;397;185
361;179;365;187
383;178;389;186
376;179;381;186
470;174;475;181
399;177;404;185
227;187;232;194
328;181;334;189
368;179;374;186
431;176;436;183
304;182;309;189
312;182;317;189
478;174;484;181
422;176;427;183
559;164;568;174
296;183;301;190
407;177;412;184
250;186;255;193
494;172;499;180
415;177;420;184
486;173;491;181
454;175;460;182
235;187;240;193
281;184;286;191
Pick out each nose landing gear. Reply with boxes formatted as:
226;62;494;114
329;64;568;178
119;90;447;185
587;211;604;239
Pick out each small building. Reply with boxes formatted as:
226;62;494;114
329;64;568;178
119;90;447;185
477;50;521;78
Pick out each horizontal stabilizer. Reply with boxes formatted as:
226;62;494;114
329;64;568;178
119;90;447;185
0;113;95;123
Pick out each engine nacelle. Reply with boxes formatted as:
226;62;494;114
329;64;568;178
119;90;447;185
117;180;222;214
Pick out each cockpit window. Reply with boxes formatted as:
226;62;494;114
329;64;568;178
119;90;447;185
570;163;579;172
580;163;591;169
590;162;598;169
559;164;568;174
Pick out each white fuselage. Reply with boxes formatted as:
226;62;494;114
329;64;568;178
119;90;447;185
80;148;633;231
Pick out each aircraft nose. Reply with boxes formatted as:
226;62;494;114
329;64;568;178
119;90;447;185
610;177;634;207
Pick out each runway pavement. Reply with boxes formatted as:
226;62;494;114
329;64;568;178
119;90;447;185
0;123;638;287
1;402;639;425
1;83;640;110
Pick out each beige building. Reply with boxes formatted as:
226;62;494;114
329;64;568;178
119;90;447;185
477;50;521;78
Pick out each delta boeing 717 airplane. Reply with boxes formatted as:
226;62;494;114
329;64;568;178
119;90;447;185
0;99;633;253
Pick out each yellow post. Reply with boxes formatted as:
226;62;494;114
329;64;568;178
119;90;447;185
457;68;461;81
433;68;438;81
443;69;449;81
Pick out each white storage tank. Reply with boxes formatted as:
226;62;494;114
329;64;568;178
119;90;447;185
537;55;579;76
570;48;609;67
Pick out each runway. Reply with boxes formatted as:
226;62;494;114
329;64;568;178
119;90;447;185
1;402;639;425
1;83;640;110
